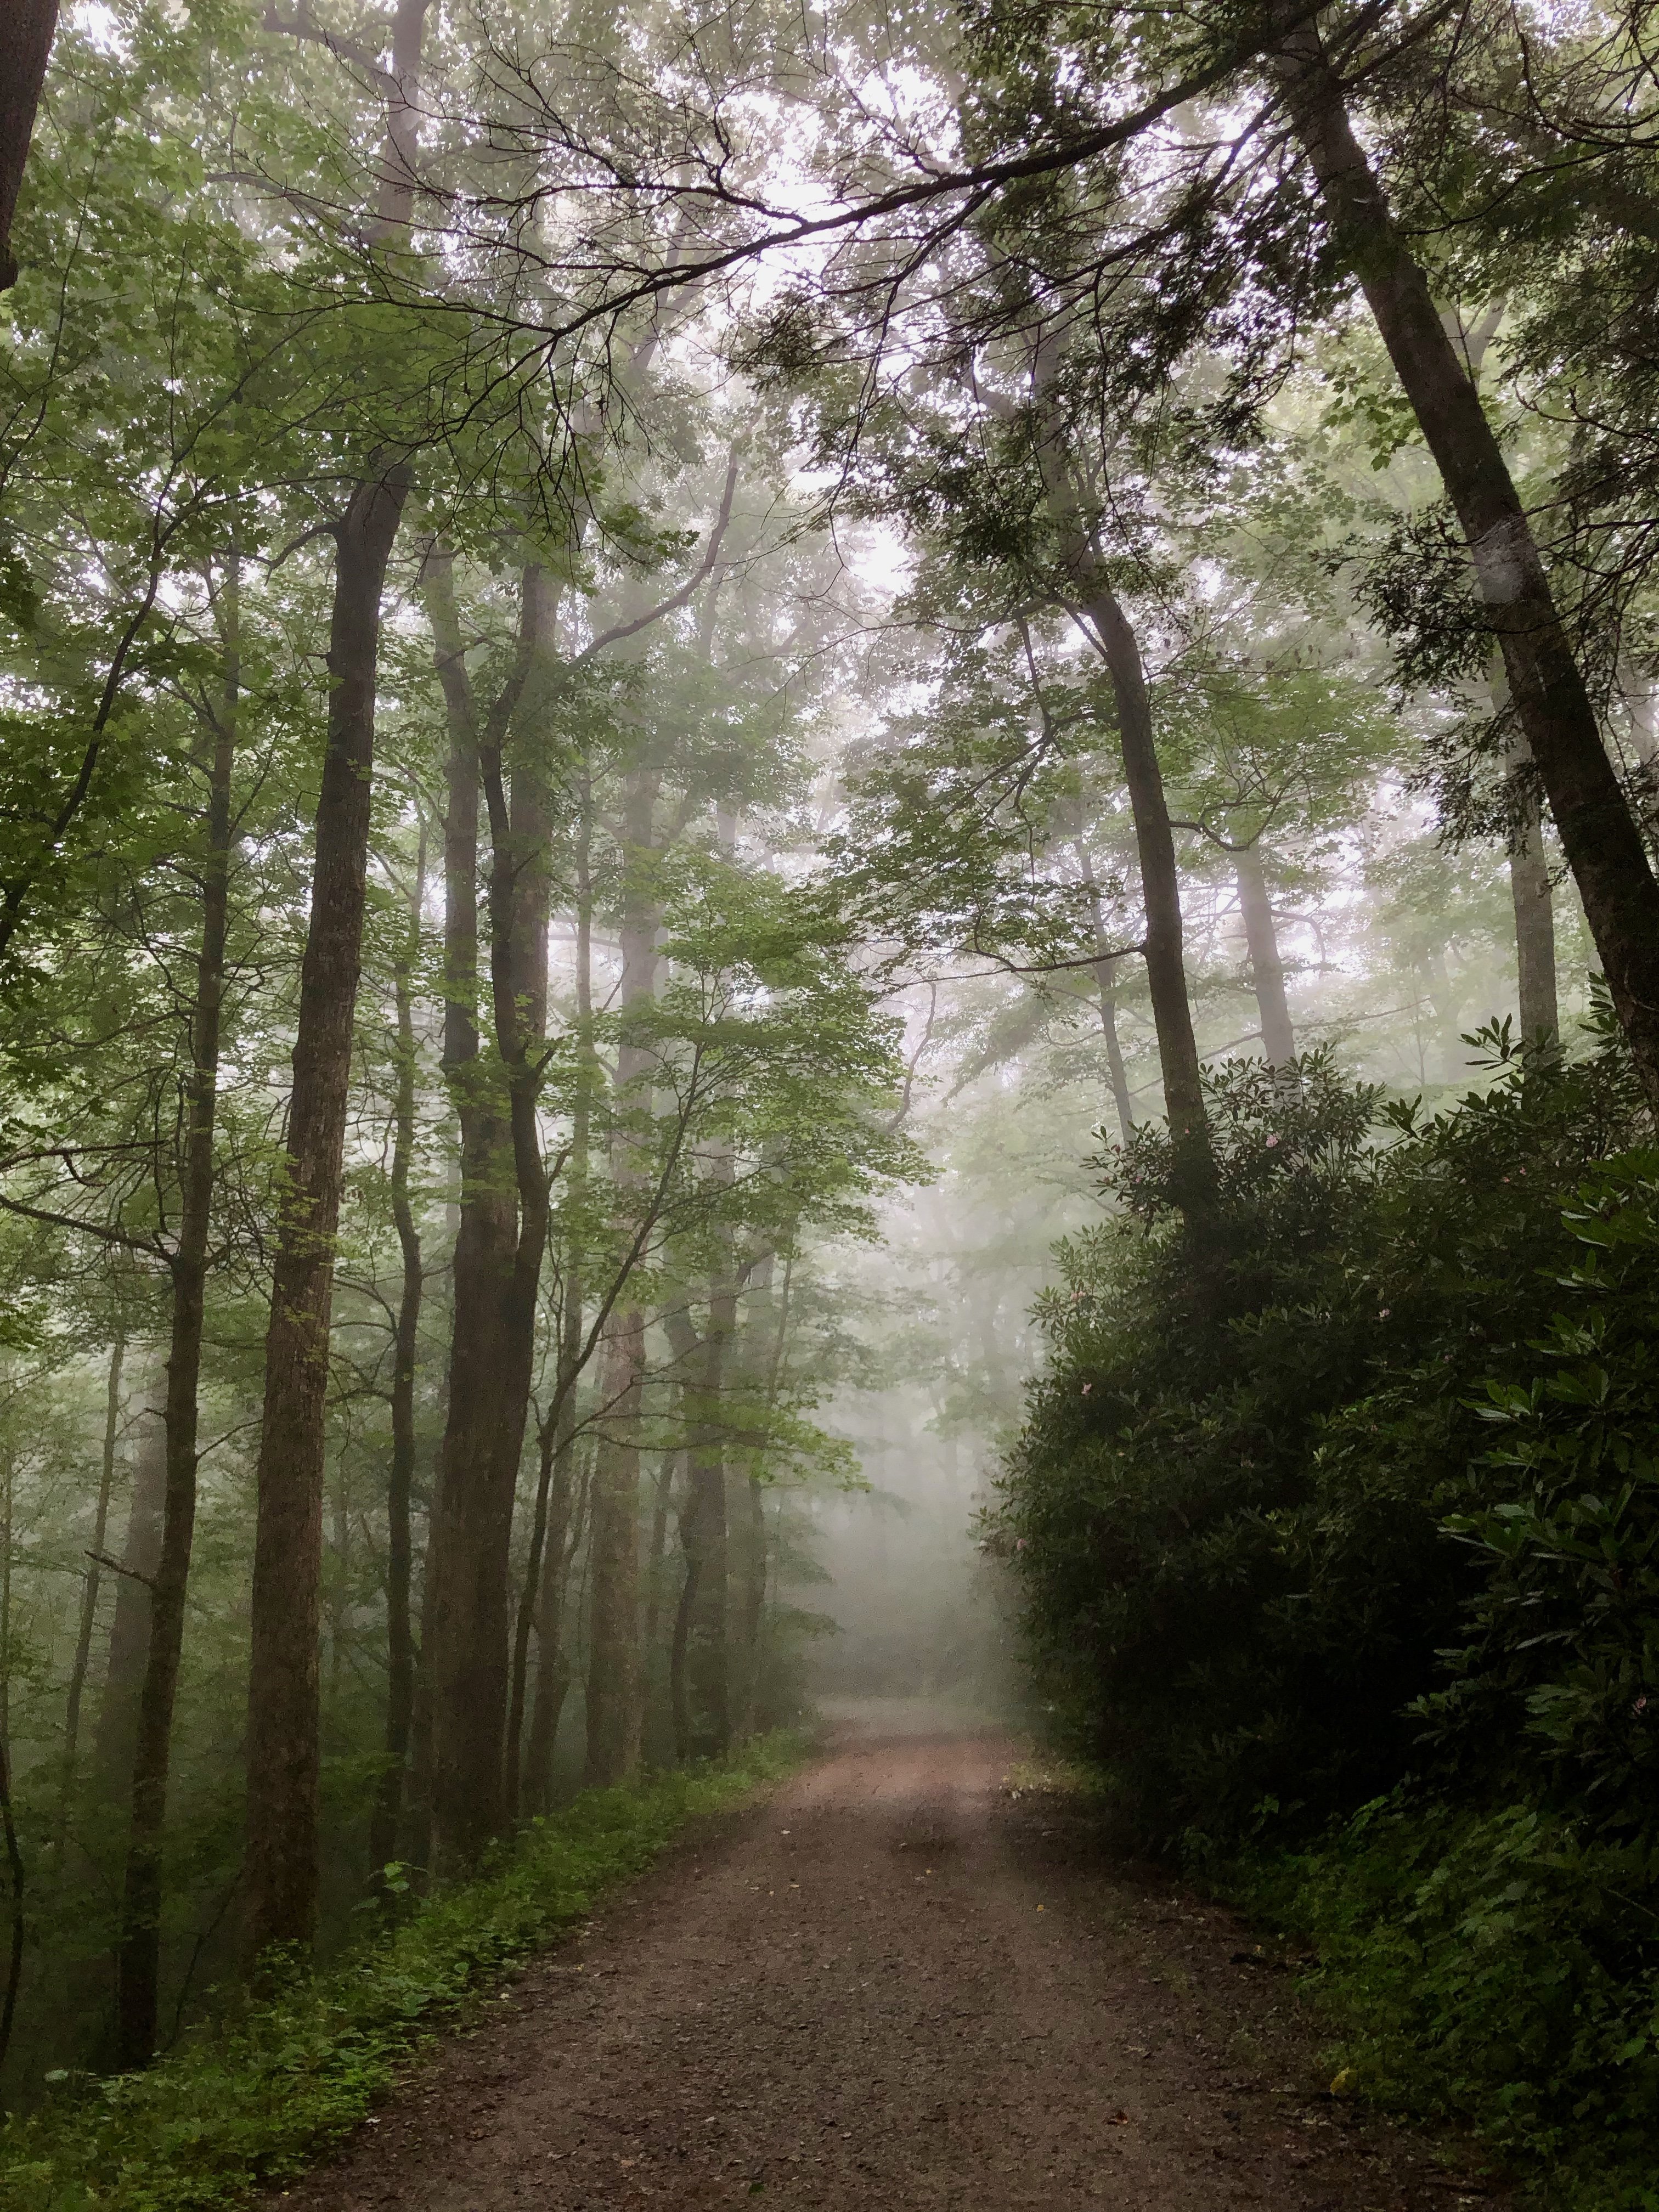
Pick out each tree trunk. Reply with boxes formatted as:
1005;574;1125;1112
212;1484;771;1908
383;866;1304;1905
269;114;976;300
509;821;595;1821
369;837;426;1884
116;559;239;2061
424;566;555;1870
94;1392;165;1799
1233;840;1296;1066
1075;840;1135;1142
58;1331;122;1844
245;463;409;1964
0;0;59;292
583;772;661;1786
1077;580;1214;1210
1273;18;1659;1106
1510;791;1559;1047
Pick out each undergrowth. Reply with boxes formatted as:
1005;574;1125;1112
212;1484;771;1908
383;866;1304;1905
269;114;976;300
0;1733;809;2212
1227;1797;1659;2212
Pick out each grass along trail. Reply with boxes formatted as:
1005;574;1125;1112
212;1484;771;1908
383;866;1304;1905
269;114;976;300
280;1718;1508;2212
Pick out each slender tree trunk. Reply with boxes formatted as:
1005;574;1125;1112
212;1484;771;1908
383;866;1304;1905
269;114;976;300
1075;840;1135;1142
583;772;661;1786
510;826;595;1820
1510;792;1559;1046
732;1251;792;1741
115;559;239;2061
94;1395;165;1799
58;1333;123;1843
245;463;409;1963
1233;840;1296;1066
687;1253;733;1760
0;0;59;292
1273;18;1659;1105
1077;580;1214;1209
522;1421;584;1815
369;837;426;1883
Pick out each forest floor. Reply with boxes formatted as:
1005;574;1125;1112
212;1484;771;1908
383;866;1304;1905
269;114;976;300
279;1713;1513;2212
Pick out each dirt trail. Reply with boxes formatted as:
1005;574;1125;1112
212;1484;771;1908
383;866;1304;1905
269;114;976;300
286;1725;1505;2211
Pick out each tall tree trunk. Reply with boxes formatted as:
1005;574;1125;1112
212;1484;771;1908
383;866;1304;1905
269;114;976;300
1233;840;1296;1066
583;772;661;1786
369;833;426;1883
1510;789;1559;1046
58;1332;123;1843
244;462;409;1963
731;1251;792;1742
116;555;239;2062
1075;840;1135;1142
687;1249;733;1760
424;567;554;1870
1076;579;1214;1210
510;819;595;1820
518;1410;580;1816
1273;17;1659;1107
94;1392;165;1799
0;0;59;292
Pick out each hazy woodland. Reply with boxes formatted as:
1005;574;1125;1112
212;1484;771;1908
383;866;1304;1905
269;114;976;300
3;0;1659;2201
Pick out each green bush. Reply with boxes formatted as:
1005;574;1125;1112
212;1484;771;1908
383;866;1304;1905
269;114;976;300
998;1030;1644;1848
0;1735;808;2212
1234;1795;1659;2210
998;1013;1659;2196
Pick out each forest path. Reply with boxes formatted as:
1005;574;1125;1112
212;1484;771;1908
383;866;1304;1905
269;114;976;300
285;1720;1504;2212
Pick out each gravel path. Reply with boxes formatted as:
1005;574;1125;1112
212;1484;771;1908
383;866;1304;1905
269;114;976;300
284;1726;1508;2211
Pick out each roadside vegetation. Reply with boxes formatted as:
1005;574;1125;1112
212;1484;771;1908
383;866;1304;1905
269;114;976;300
0;1735;807;2212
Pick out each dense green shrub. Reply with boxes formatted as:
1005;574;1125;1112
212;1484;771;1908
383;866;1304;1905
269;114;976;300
1000;1029;1644;1848
1000;1017;1659;2196
1234;1794;1659;2209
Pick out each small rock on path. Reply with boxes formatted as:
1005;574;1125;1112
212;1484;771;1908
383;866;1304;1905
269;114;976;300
284;1724;1508;2211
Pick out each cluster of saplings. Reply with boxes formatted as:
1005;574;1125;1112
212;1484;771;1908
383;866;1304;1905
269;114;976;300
1000;1022;1659;2194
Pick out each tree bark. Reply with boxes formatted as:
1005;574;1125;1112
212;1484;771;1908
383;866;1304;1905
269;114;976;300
583;774;661;1786
1273;18;1659;1105
424;567;555;1869
511;818;595;1820
369;837;426;1884
0;0;58;292
1075;840;1135;1142
1076;580;1214;1209
245;462;409;1963
94;1393;165;1799
1233;840;1296;1066
1510;789;1559;1046
58;1331;122;1844
116;554;239;2061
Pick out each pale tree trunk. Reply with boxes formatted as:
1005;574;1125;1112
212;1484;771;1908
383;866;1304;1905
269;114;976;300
1510;801;1559;1046
584;771;661;1786
58;1333;123;1843
244;465;409;1962
1233;840;1296;1066
731;1250;791;1741
1273;16;1659;1106
94;1394;165;1800
512;812;595;1819
369;833;426;1883
116;551;239;2061
1075;840;1135;1142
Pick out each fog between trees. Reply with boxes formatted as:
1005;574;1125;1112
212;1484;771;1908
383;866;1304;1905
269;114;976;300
2;0;1658;2167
